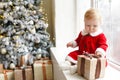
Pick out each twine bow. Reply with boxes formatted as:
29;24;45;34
83;51;101;59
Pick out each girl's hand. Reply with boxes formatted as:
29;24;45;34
95;51;103;57
66;42;73;48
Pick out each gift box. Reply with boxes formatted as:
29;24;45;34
5;70;14;80
0;64;3;73
18;54;30;67
14;66;33;80
0;73;5;80
17;55;26;67
0;70;14;80
14;68;23;80
77;55;106;80
33;60;53;80
24;66;33;80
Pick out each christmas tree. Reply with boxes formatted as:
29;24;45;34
0;0;52;69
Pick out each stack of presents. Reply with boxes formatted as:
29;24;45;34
0;57;53;80
77;52;106;80
0;51;106;80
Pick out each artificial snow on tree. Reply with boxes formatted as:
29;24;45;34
0;0;52;69
0;0;40;6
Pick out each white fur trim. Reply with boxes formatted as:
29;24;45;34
71;41;77;48
65;56;77;64
90;29;103;36
81;29;88;36
95;48;106;57
81;29;103;36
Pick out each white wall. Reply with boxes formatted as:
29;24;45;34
54;0;76;47
76;0;91;34
53;0;92;47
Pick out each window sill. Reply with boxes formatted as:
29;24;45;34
50;47;120;80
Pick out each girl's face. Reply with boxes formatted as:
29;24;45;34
84;19;101;33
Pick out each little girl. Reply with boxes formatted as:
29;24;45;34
61;8;108;74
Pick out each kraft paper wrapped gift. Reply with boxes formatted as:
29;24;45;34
33;60;53;80
77;55;106;80
0;73;5;80
0;64;3;73
24;66;33;80
14;68;23;80
5;70;14;80
18;54;29;67
14;66;33;80
0;70;14;80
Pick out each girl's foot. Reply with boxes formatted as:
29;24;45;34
70;65;77;74
60;61;71;70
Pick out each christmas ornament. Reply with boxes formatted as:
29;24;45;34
9;63;16;69
0;48;7;54
36;54;41;60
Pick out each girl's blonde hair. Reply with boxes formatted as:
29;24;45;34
84;8;101;21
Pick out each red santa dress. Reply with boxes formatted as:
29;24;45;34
66;29;108;64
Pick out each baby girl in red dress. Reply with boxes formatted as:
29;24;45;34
61;8;108;74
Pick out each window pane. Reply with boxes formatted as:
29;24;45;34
97;0;120;65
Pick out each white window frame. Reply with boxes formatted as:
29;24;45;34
54;0;77;47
